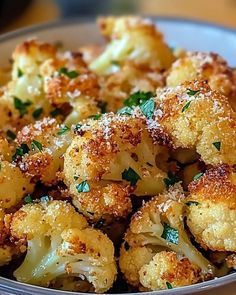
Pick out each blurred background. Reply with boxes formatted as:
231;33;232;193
1;0;236;34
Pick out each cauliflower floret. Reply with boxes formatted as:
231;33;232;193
150;80;236;165
14;117;72;185
90;16;174;75
119;188;214;290
99;62;164;112
139;251;201;290
186;165;236;252
11;200;117;293
166;52;236;110
64;113;168;221
0;161;34;209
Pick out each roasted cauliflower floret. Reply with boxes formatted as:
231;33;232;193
186;165;236;252
150;80;236;165
64;113;168;221
119;188;214;290
0;161;34;209
90;16;174;75
14;117;72;185
11;200;117;293
166;52;236;110
139;251;201;290
99;62;164;112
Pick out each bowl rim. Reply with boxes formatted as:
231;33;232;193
0;15;236;43
0;15;236;295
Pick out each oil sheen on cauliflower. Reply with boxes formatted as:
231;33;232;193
90;16;174;75
10;200;117;293
187;165;236;252
119;187;214;290
64;113;168;221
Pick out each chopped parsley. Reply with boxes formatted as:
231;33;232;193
50;108;61;118
163;172;179;188
14;97;32;116
89;114;102;120
6;130;16;141
97;101;108;114
17;68;24;78
57;125;70;135
140;99;155;119
186;88;200;96
58;67;79;79
111;60;120;66
76;180;90;193
75;124;82;130
185;201;200;206
124;91;154;108
161;223;179;245
32;107;43;120
122;167;141;186
13;143;30;158
117;106;132;115
24;195;33;204
212;141;221;151
31;140;43;152
193;172;204;181
181;101;191;112
166;282;173;289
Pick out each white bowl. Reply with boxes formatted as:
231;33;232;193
0;17;236;295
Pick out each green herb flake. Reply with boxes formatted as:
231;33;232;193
31;140;43;152
17;68;24;78
163;172;179;188
166;282;173;289
117;106;133;115
185;201;200;206
193;172;204;181
111;60;120;66
40;195;50;203
14;143;30;158
58;67;79;79
97;101;108;114
89;114;102;120
181;101;191;113
24;195;33;204
50;108;61;118
186;88;200;96
75;124;82;130
57;125;70;135
161;223;179;245
140;99;155;119
74;176;79;180
213;141;221;151
6;130;16;141
122;167;141;186
76;180;90;193
14;97;32;116
124;91;154;108
32;107;43;120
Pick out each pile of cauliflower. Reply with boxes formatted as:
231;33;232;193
0;16;236;293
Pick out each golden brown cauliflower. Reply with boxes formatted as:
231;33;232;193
10;200;117;293
186;165;236;252
99;62;164;112
150;80;236;165
14;117;72;185
64;113;168;221
119;187;214;290
40;51;100;125
166;52;236;110
90;16;174;75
